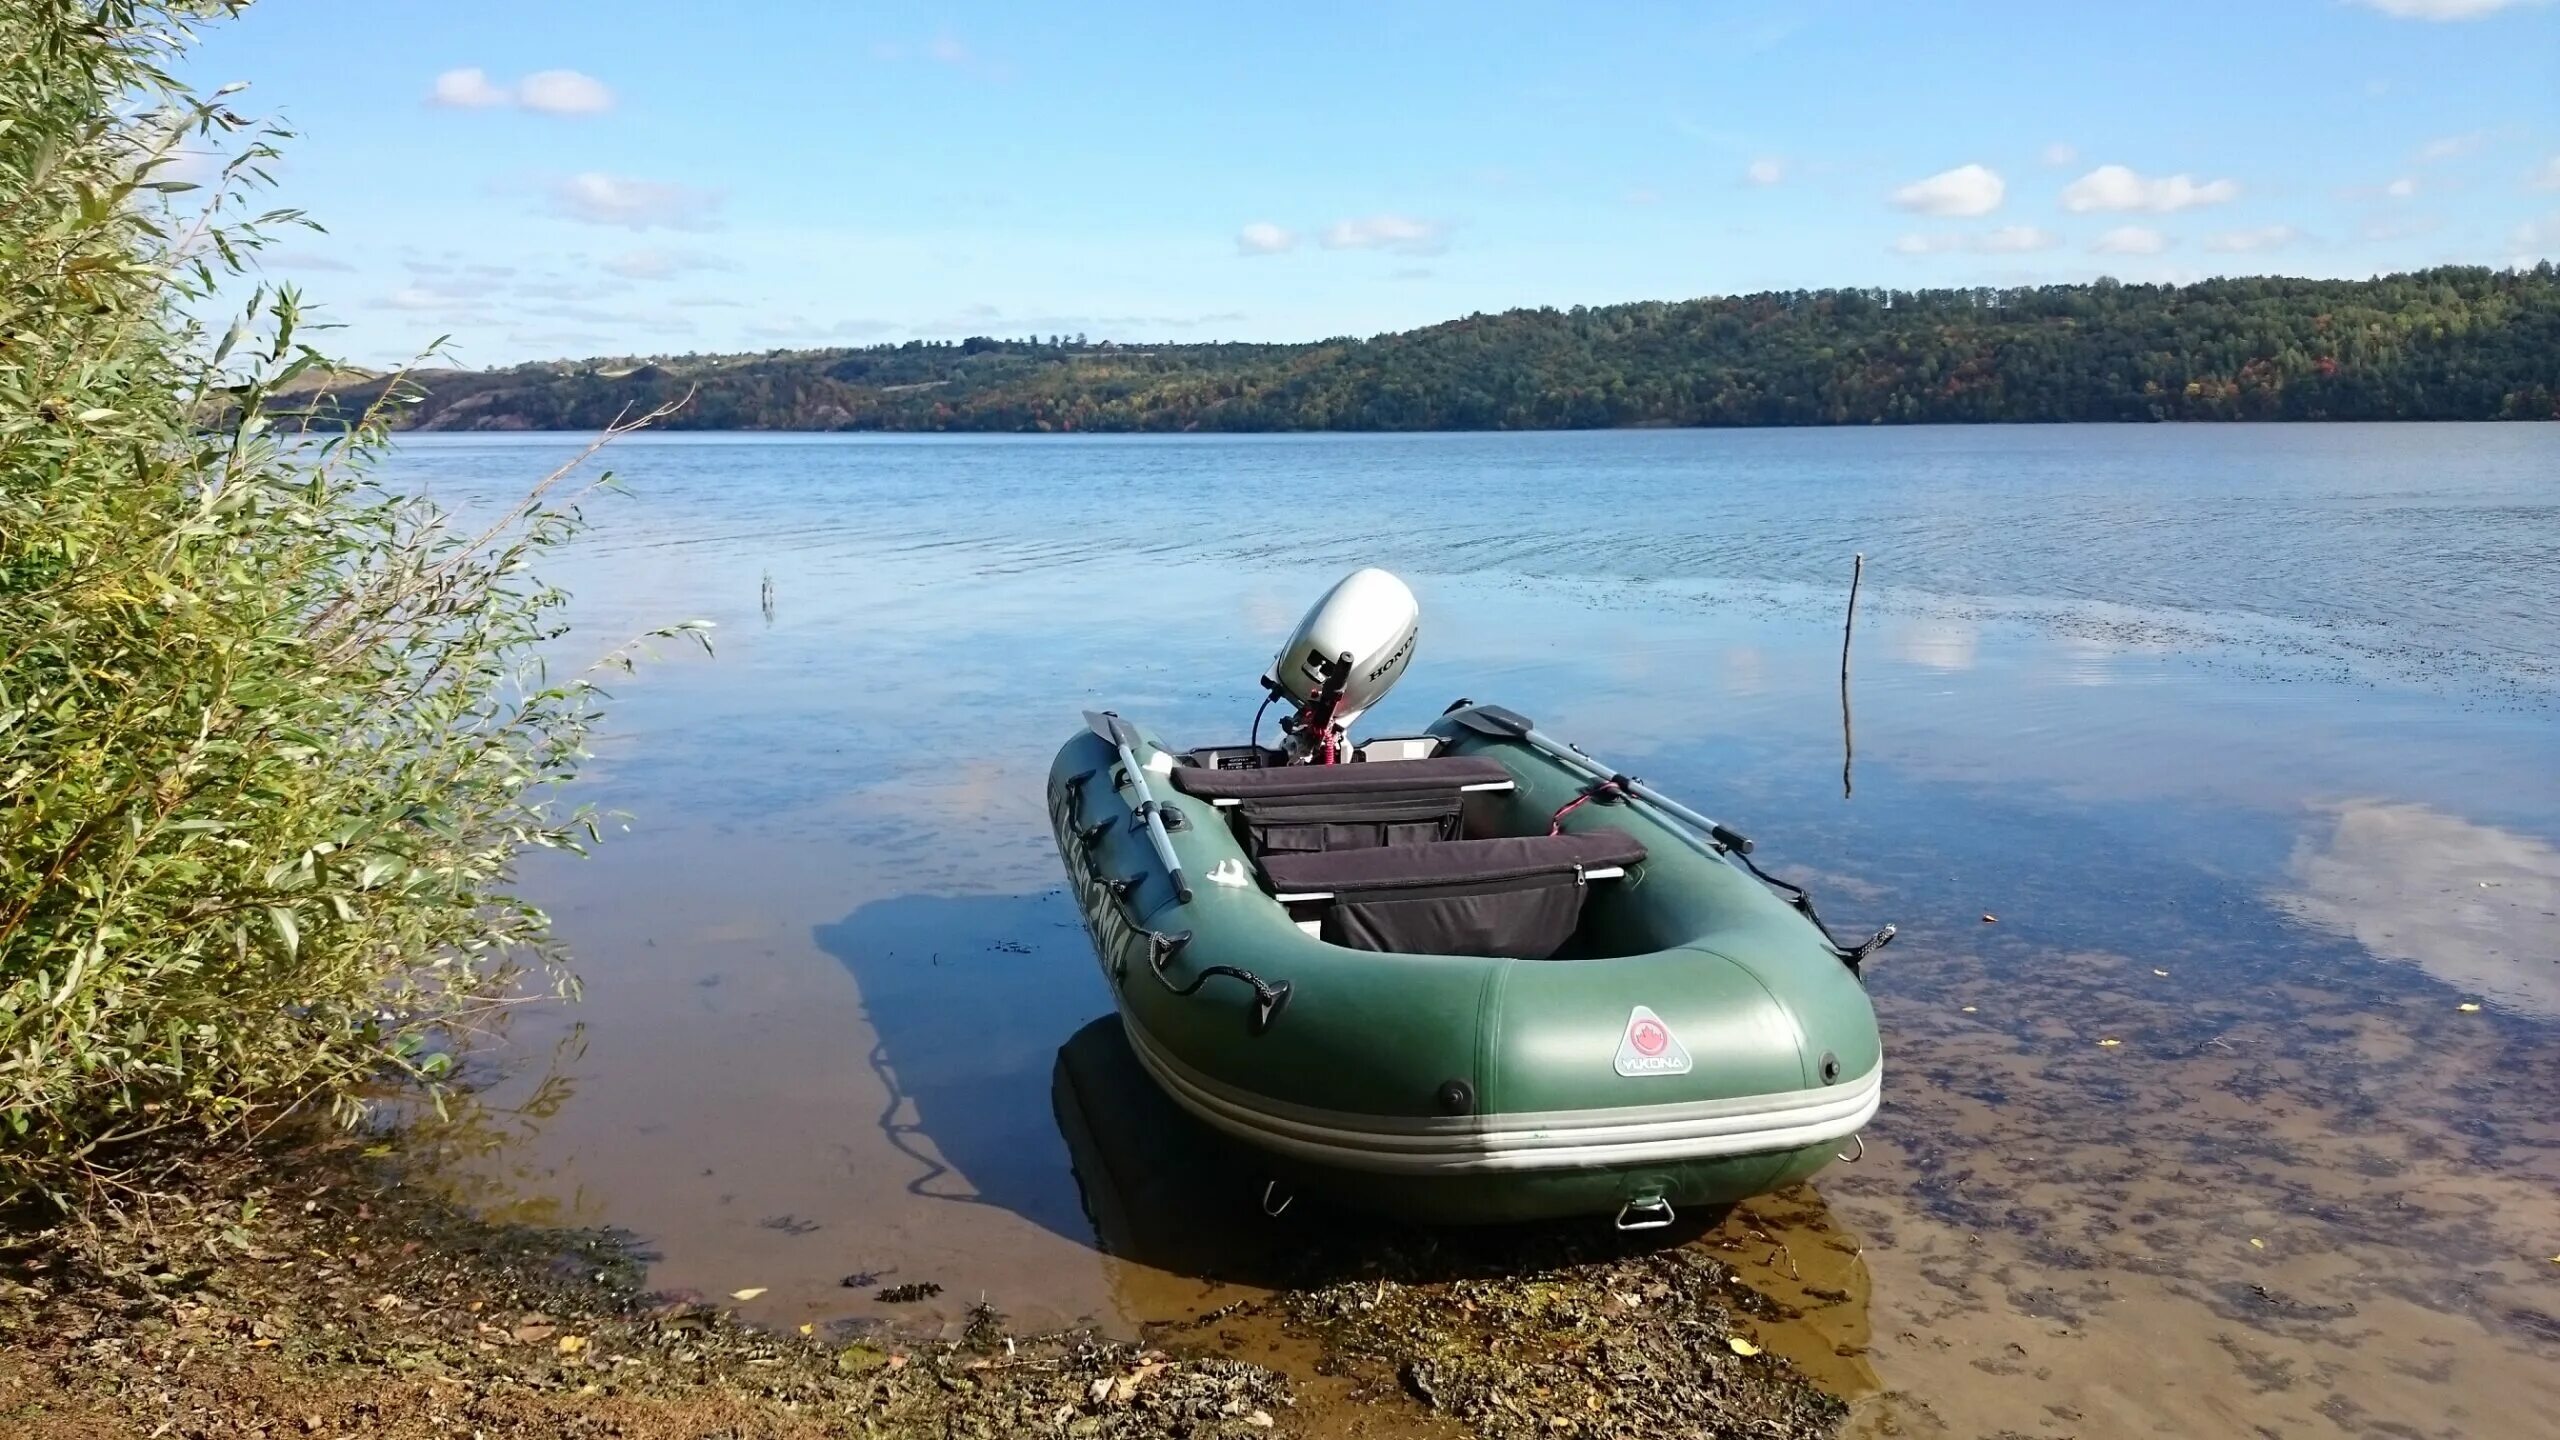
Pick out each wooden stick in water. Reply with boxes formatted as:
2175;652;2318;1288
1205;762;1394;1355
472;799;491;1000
1840;553;1862;799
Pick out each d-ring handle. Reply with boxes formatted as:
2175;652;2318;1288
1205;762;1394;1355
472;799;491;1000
1837;1133;1865;1164
1614;1196;1675;1231
1261;1180;1293;1218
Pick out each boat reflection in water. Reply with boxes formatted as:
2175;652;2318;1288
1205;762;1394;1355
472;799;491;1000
1049;1014;1883;1407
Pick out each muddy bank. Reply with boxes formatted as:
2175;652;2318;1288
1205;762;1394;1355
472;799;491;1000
1271;1238;1845;1440
0;1136;1285;1439
0;1137;1848;1439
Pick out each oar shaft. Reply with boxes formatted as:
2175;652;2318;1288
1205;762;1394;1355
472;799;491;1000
1513;726;1744;854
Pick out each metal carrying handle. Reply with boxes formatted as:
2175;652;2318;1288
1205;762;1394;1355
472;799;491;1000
1615;1196;1677;1231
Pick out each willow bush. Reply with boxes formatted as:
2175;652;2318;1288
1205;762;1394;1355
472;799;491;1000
0;0;697;1205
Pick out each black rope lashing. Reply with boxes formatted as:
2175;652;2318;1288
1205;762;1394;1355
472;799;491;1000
1547;777;1629;835
1732;848;1896;977
1248;688;1275;768
1142;929;1291;1036
1057;770;1094;824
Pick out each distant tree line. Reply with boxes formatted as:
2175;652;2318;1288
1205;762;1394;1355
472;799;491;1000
294;267;2560;433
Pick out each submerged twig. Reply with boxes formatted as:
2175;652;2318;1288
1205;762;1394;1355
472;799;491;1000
1840;553;1863;799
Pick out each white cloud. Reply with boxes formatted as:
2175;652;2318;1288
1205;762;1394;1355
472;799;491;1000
2041;142;2078;167
428;67;508;109
2061;164;2240;213
1319;214;1447;255
2418;131;2489;162
870;32;1005;77
509;275;628;303
909;306;1244;338
602;248;734;280
409;259;516;281
517;70;614;115
1624;187;1661;206
155;146;221;188
2531;155;2560;190
1975;225;2059;253
520;300;650;326
429;66;614;115
1235;221;1297;255
2514;214;2560;251
548;172;724;230
1744;157;1785;186
507;329;620;354
259;248;356;273
1891;227;2055;256
2387;176;2420;198
2092;225;2169;254
2202;224;2304;253
2362;214;2441;241
380;286;457;311
2350;0;2545;18
372;279;500;315
1890;163;2005;217
747;317;900;344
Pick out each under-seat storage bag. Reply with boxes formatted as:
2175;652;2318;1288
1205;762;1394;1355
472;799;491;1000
1238;792;1460;856
1324;873;1584;959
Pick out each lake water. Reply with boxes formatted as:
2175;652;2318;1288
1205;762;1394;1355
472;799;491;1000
384;426;2560;1439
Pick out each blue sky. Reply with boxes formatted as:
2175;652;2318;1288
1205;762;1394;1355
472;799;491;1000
182;0;2560;368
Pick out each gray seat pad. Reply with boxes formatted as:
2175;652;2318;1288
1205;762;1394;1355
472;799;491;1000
1168;755;1510;803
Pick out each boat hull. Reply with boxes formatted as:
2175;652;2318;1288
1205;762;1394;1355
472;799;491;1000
1047;710;1882;1225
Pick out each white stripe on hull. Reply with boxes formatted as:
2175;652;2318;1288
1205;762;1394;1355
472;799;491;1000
1119;1013;1879;1176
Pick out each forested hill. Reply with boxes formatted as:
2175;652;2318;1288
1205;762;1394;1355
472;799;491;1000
318;267;2560;432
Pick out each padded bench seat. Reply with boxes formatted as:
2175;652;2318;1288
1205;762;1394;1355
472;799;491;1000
1261;831;1649;960
1170;756;1516;859
1167;755;1514;803
1259;832;1647;897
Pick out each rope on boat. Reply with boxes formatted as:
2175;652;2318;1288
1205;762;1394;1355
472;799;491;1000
1729;846;1896;976
1061;770;1292;1036
1547;777;1629;835
1139;929;1292;1036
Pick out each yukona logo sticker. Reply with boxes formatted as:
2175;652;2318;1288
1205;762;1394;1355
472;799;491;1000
1614;1005;1693;1077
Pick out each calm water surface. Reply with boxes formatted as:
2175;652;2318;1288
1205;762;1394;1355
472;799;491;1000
387;427;2559;1439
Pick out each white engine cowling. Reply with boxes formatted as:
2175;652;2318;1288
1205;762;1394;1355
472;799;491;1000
1265;567;1419;747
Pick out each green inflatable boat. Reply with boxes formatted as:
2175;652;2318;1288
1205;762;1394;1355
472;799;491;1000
1047;570;1891;1227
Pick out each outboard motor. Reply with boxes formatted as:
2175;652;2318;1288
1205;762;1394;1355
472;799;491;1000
1264;568;1419;763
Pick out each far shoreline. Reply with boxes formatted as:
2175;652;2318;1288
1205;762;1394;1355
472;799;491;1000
369;415;2556;437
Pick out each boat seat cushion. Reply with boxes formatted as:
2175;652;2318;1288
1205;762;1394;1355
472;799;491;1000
1171;756;1514;859
1261;831;1648;960
1167;755;1511;802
